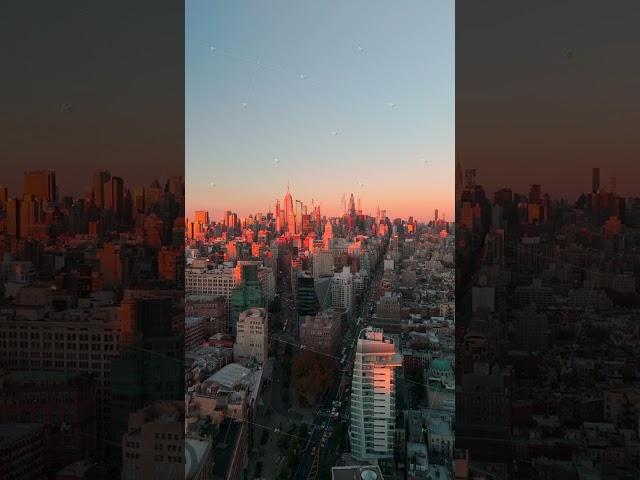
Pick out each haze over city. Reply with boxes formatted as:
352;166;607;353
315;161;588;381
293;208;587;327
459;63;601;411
458;1;640;200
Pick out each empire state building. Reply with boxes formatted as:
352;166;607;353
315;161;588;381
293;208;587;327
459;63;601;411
283;185;295;233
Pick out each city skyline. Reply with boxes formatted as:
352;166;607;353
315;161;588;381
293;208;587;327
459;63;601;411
0;169;183;201
2;1;184;199
186;0;454;222
457;1;640;200
460;161;635;201
189;184;447;225
4;0;640;478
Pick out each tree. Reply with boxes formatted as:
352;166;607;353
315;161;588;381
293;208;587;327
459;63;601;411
276;465;290;480
277;430;290;450
335;421;348;452
269;296;282;313
281;387;291;409
292;350;335;405
287;439;300;467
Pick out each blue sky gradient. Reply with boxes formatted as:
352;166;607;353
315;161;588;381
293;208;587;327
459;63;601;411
186;0;454;222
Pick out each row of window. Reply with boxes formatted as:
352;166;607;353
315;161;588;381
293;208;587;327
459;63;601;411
154;455;183;463
0;358;112;374
0;331;116;341
0;341;116;351
154;432;182;440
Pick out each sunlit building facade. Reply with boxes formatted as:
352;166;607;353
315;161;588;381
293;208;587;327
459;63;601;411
350;327;402;461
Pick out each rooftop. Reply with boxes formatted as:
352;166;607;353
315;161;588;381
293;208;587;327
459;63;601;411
208;363;250;390
430;358;451;373
185;437;212;480
331;465;384;480
186;316;205;327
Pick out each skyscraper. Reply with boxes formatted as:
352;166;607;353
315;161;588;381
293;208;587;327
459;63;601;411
331;266;355;316
230;263;265;333
104;176;124;217
275;199;281;231
323;221;334;250
295;199;304;234
350;327;402;461
233;307;268;365
0;186;9;207
348;193;356;215
194;210;209;225
529;184;541;204
6;198;21;238
592;167;600;193
284;185;294;233
297;273;319;317
312;249;334;278
463;168;476;190
20;194;42;235
23;170;57;202
93;170;111;208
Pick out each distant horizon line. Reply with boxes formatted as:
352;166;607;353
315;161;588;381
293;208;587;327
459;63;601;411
187;207;451;223
0;170;184;199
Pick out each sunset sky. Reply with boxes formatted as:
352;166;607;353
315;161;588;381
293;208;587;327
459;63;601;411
186;0;454;222
1;1;183;197
457;0;640;200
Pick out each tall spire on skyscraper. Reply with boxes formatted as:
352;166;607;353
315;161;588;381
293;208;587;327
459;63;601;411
348;193;356;215
284;184;294;233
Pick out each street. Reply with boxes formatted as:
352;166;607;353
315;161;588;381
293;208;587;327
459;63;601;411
292;249;387;480
247;241;388;480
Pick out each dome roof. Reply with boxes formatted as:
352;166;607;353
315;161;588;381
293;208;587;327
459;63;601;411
430;358;451;373
361;470;378;480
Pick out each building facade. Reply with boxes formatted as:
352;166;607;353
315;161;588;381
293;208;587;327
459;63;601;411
299;310;341;355
350;327;402;461
332;266;355;317
233;308;268;365
121;401;184;480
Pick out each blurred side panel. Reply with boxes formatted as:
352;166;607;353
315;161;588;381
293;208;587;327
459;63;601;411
456;1;640;479
0;1;184;479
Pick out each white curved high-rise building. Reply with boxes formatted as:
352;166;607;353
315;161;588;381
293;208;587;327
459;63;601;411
350;327;402;461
